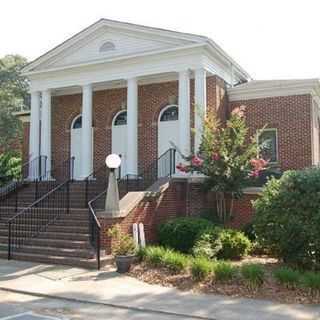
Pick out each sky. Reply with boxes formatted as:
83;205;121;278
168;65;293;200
1;0;319;80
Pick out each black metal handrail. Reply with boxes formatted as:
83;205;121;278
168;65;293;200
84;165;109;208
7;178;72;259
85;148;176;270
0;156;47;219
7;157;74;259
88;190;104;270
121;148;176;195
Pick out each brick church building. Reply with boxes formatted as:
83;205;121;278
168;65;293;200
4;19;320;267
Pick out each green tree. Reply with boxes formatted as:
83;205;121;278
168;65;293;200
176;106;267;223
0;54;29;152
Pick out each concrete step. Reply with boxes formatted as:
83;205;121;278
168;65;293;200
0;249;111;269
0;236;91;249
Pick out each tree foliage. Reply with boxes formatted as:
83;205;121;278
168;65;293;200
0;55;29;152
253;168;320;270
176;106;267;222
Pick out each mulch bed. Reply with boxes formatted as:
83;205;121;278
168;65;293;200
129;256;320;305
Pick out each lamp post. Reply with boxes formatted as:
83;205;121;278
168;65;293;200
105;154;121;216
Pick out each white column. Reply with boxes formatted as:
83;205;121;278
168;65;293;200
80;84;93;179
41;89;52;174
29;91;41;179
178;70;191;159
194;68;207;152
126;78;138;175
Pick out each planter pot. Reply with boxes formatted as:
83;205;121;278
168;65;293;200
115;255;136;273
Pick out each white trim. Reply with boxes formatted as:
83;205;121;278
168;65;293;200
258;128;279;164
22;18;250;82
158;104;178;122
71;114;82;129
228;79;320;101
112;109;127;126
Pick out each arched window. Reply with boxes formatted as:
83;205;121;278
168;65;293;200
72;115;82;129
160;105;178;122
113;111;127;126
99;41;115;53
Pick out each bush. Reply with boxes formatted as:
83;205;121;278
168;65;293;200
273;267;301;289
144;246;167;266
191;257;213;281
107;225;136;256
217;229;251;260
242;223;256;242
301;272;320;294
0;152;21;186
162;250;189;273
213;261;237;282
158;217;212;253
253;168;320;269
241;264;265;290
192;227;222;259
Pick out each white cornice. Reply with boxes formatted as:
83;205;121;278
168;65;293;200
22;18;250;83
228;79;320;101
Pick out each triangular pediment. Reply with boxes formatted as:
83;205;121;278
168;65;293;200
25;19;206;72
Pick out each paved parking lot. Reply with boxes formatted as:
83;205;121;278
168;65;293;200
0;290;201;320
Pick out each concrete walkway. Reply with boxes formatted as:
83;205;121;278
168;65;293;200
0;259;319;320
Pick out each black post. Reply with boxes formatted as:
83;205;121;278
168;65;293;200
66;181;70;214
8;221;11;260
85;178;89;208
14;184;18;213
97;227;101;270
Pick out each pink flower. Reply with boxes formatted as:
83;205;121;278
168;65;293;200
211;152;220;161
191;156;204;167
176;163;188;173
250;158;268;171
249;170;260;178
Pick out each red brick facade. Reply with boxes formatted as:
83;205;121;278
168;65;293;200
229;94;313;171
19;78;314;237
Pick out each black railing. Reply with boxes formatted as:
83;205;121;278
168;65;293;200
7;157;74;259
84;165;109;208
0;156;47;219
121;148;176;195
8;179;71;259
88;191;103;269
86;148;176;270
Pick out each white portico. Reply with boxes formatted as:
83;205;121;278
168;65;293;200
22;19;249;179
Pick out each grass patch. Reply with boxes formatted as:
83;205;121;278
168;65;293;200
213;261;237;282
273;267;301;289
144;246;167;267
241;264;265;290
162;249;189;273
301;272;320;295
191;257;213;281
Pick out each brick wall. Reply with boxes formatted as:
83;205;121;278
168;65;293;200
229;94;313;171
49;76;218;179
99;180;187;253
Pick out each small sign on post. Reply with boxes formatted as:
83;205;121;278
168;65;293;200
132;223;139;248
139;223;146;248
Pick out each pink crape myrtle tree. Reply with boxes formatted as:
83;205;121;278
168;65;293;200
176;106;268;224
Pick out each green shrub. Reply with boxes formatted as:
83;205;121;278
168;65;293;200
273;267;301;289
217;229;251;260
253;168;320;269
191;257;213;281
0;152;21;186
158;217;212;253
192;227;222;259
144;246;167;266
242;223;256;241
301;272;320;294
241;264;265;290
213;261;237;282
162;250;189;273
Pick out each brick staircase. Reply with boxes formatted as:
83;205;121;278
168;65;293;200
0;180;111;269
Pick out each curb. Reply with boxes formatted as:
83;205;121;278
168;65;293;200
0;287;217;320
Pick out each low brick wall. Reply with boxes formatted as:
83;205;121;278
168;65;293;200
98;180;187;253
98;179;259;253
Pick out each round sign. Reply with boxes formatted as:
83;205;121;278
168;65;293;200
105;154;121;169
